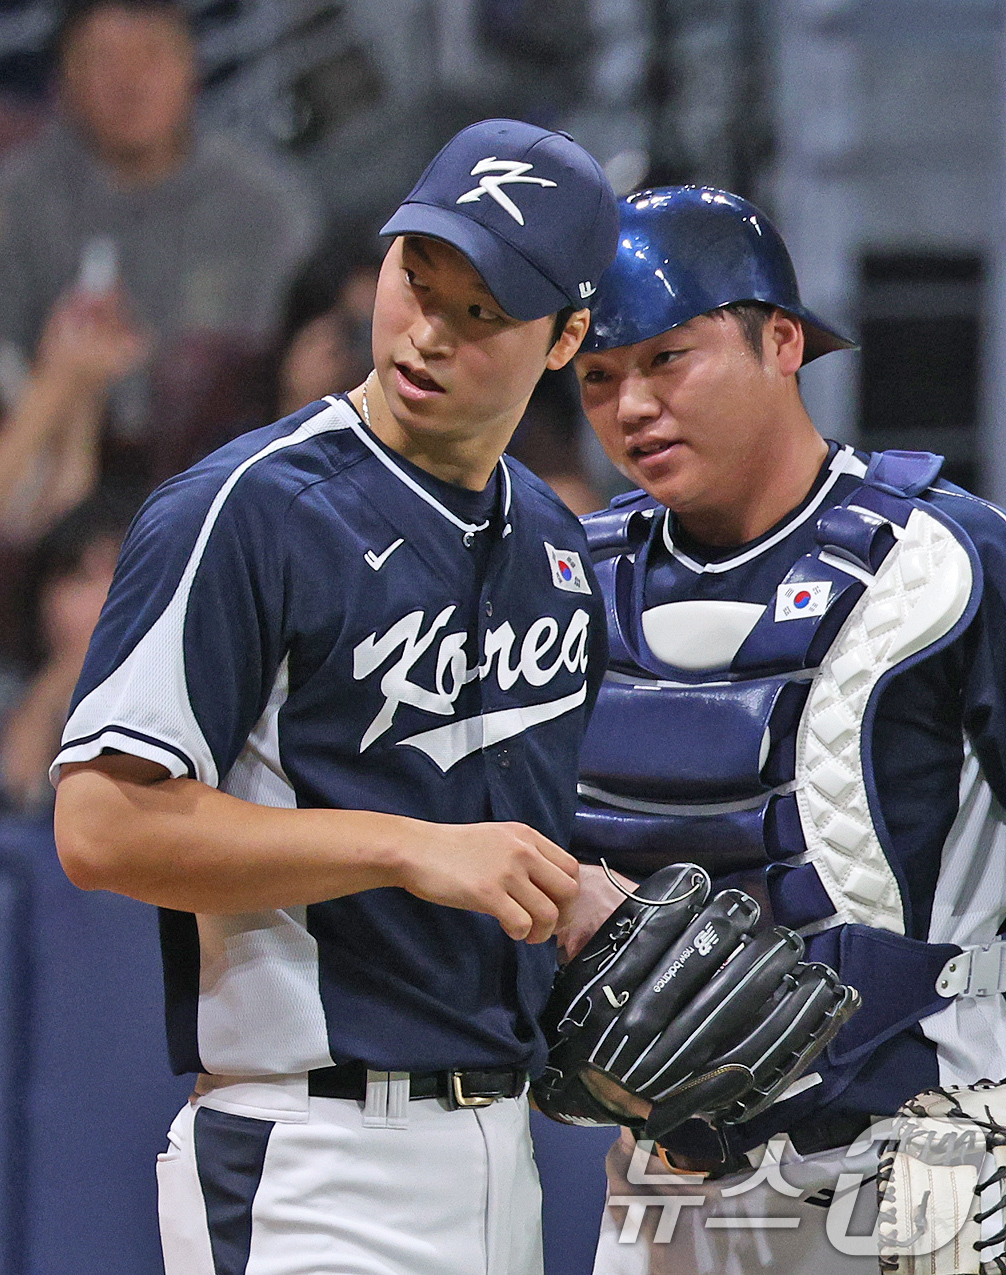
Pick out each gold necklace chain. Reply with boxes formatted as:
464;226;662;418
358;369;491;549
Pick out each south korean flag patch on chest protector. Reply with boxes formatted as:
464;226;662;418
775;580;832;621
544;542;592;594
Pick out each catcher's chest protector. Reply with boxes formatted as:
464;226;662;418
577;448;983;1127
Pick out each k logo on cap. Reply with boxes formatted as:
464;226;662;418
456;158;558;226
379;118;618;322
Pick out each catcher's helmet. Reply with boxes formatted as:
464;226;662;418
583;186;856;363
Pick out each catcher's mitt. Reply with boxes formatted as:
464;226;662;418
878;1081;1006;1274
532;862;859;1144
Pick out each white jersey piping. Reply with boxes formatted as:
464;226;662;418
326;395;504;539
661;445;868;575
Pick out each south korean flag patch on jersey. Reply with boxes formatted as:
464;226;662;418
775;580;832;621
545;542;591;594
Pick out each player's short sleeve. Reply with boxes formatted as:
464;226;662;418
51;459;289;787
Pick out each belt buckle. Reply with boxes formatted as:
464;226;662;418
450;1071;496;1108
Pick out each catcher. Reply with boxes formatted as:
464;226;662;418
535;185;1006;1274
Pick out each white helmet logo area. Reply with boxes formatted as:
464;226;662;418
456;158;558;225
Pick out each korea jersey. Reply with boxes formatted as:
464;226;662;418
578;442;1006;1135
53;396;607;1078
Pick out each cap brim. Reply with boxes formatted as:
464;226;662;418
380;202;570;322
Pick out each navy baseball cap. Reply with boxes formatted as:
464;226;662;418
380;119;619;322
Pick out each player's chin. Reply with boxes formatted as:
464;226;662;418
629;440;686;482
387;387;453;429
630;452;703;508
390;396;460;438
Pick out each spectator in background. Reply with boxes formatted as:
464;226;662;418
0;497;131;814
0;0;320;450
508;365;604;515
274;238;381;417
0;282;147;683
0;287;149;545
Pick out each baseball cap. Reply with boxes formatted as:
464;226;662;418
380;119;619;322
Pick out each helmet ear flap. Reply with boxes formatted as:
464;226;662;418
583;186;856;365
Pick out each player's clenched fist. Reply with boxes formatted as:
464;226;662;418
393;820;580;944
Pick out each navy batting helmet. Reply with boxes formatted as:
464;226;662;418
583;186;856;363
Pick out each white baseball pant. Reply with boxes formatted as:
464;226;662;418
157;1074;543;1275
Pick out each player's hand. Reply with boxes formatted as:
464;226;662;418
395;821;580;944
555;862;636;963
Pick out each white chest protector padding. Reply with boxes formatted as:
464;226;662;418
795;507;974;934
641;599;766;672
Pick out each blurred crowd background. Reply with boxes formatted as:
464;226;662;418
0;1;998;1271
0;0;998;817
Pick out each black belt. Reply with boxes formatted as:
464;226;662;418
308;1062;527;1109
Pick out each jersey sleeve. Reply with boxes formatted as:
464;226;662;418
51;458;289;787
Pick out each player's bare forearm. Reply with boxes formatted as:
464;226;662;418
54;754;578;941
55;754;406;911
